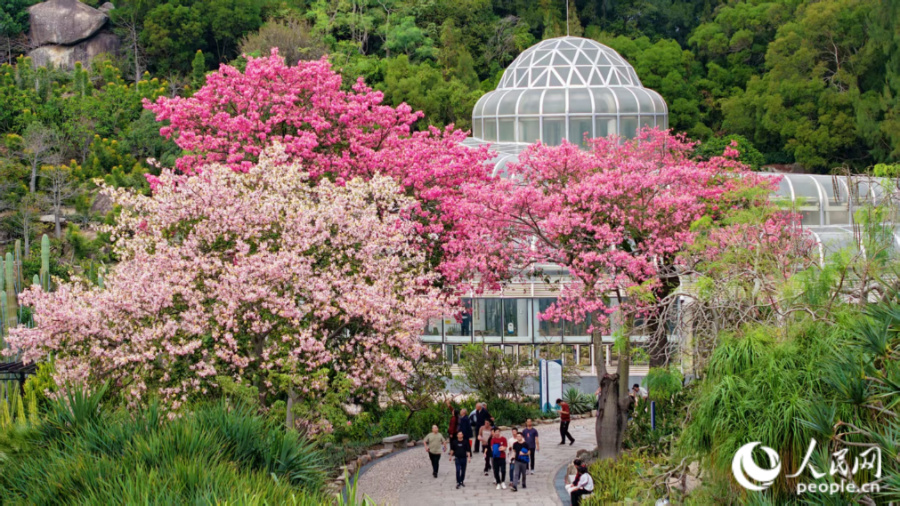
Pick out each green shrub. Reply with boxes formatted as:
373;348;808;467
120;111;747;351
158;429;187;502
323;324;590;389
583;451;665;505
0;397;329;504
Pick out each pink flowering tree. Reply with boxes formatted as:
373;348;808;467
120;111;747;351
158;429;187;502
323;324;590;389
469;130;788;457
7;147;447;432
144;50;507;289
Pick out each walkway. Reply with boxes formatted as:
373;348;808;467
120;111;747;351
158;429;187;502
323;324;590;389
356;417;594;506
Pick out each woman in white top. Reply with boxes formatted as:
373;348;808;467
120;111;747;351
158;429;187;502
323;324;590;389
570;464;594;506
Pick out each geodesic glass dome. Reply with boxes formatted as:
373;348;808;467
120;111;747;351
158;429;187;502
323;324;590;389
471;36;668;146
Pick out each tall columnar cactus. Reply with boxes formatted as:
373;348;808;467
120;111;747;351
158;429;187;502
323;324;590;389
0;291;6;339
14;240;22;290
32;275;40;287
5;252;15;329
40;234;50;292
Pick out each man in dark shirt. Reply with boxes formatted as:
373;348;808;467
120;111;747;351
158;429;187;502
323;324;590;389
470;402;493;453
457;408;473;450
509;433;529;491
520;418;540;474
556;398;574;445
449;431;472;489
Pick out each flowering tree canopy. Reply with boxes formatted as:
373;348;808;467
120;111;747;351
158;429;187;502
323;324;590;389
145;50;504;286
7;148;446;426
471;131;779;364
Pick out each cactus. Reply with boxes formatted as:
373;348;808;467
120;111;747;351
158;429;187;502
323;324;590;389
0;290;6;338
41;234;50;291
14;239;22;290
5;252;15;329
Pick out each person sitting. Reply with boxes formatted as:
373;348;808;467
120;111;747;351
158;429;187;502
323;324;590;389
569;464;594;505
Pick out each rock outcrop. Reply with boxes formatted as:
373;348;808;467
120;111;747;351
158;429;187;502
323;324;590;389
27;0;119;69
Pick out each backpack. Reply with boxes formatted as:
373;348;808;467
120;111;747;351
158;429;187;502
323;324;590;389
492;442;502;458
517;447;530;463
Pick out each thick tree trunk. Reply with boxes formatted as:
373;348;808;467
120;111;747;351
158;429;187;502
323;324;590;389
595;321;632;459
648;268;680;368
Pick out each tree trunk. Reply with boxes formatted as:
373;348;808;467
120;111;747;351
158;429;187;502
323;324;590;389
30;160;37;193
647;268;680;368
286;386;297;430
595;320;632;459
54;202;61;239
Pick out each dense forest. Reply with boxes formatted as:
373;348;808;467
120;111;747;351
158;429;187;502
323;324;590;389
0;0;898;269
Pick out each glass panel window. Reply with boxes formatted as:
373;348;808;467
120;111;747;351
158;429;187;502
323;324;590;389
596;117;616;138
502;299;531;338
639;116;655;130
612;88;639;114
473;94;488;117
518;119;540;143
423;318;442;338
620;116;639;139
536;298;563;338
483;92;503;116
801;210;821;226
445;298;472;337
563;314;590;337
519;90;542;114
499;119;515;142
591;88;616;114
472;118;482;139
484;119;497;142
473;298;503;337
634;89;655;113
542;118;565;146
568;117;593;146
578;345;592;367
659;115;668;130
568;88;592;114
543;89;566;114
498;90;522;115
519;345;536;367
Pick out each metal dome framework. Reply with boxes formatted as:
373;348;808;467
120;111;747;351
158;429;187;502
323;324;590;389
472;37;668;146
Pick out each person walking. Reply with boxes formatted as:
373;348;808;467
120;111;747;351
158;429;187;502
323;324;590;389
470;403;494;453
423;425;446;478
556;398;574;445
488;427;508;489
520;419;540;475
478;420;493;476
509;433;529;491
507;428;519;481
449;431;472;489
446;400;458;439
457;408;473;450
569;464;594;505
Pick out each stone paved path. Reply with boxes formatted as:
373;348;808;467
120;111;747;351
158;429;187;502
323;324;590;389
356;417;594;506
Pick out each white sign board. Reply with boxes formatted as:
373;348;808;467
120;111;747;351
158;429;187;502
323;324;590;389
539;359;563;412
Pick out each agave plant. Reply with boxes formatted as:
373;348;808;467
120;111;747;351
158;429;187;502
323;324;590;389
562;387;597;415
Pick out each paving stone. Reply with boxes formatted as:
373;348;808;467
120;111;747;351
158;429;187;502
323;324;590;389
356;417;594;506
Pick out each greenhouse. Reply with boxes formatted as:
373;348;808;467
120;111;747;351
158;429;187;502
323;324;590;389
471;36;668;147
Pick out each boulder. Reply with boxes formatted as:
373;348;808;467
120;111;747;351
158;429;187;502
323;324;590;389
90;191;113;215
29;30;120;70
97;2;114;14
29;0;108;46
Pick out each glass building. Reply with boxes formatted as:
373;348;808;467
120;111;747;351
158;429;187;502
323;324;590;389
427;36;899;371
471;37;667;148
